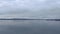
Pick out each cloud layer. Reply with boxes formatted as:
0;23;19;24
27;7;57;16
0;0;60;19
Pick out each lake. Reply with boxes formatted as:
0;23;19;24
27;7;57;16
0;20;60;34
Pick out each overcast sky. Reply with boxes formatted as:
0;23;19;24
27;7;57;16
0;0;60;19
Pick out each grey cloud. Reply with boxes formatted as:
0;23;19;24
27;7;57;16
0;0;60;19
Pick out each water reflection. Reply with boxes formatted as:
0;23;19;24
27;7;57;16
0;20;60;34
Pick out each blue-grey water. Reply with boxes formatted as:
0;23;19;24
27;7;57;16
0;20;60;34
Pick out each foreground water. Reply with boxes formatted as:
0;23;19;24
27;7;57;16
0;20;60;34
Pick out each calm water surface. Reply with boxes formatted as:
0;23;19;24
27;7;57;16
0;20;60;34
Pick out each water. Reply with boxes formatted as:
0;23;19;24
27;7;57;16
0;20;60;34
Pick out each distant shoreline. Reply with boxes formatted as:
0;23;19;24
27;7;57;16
0;19;60;21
